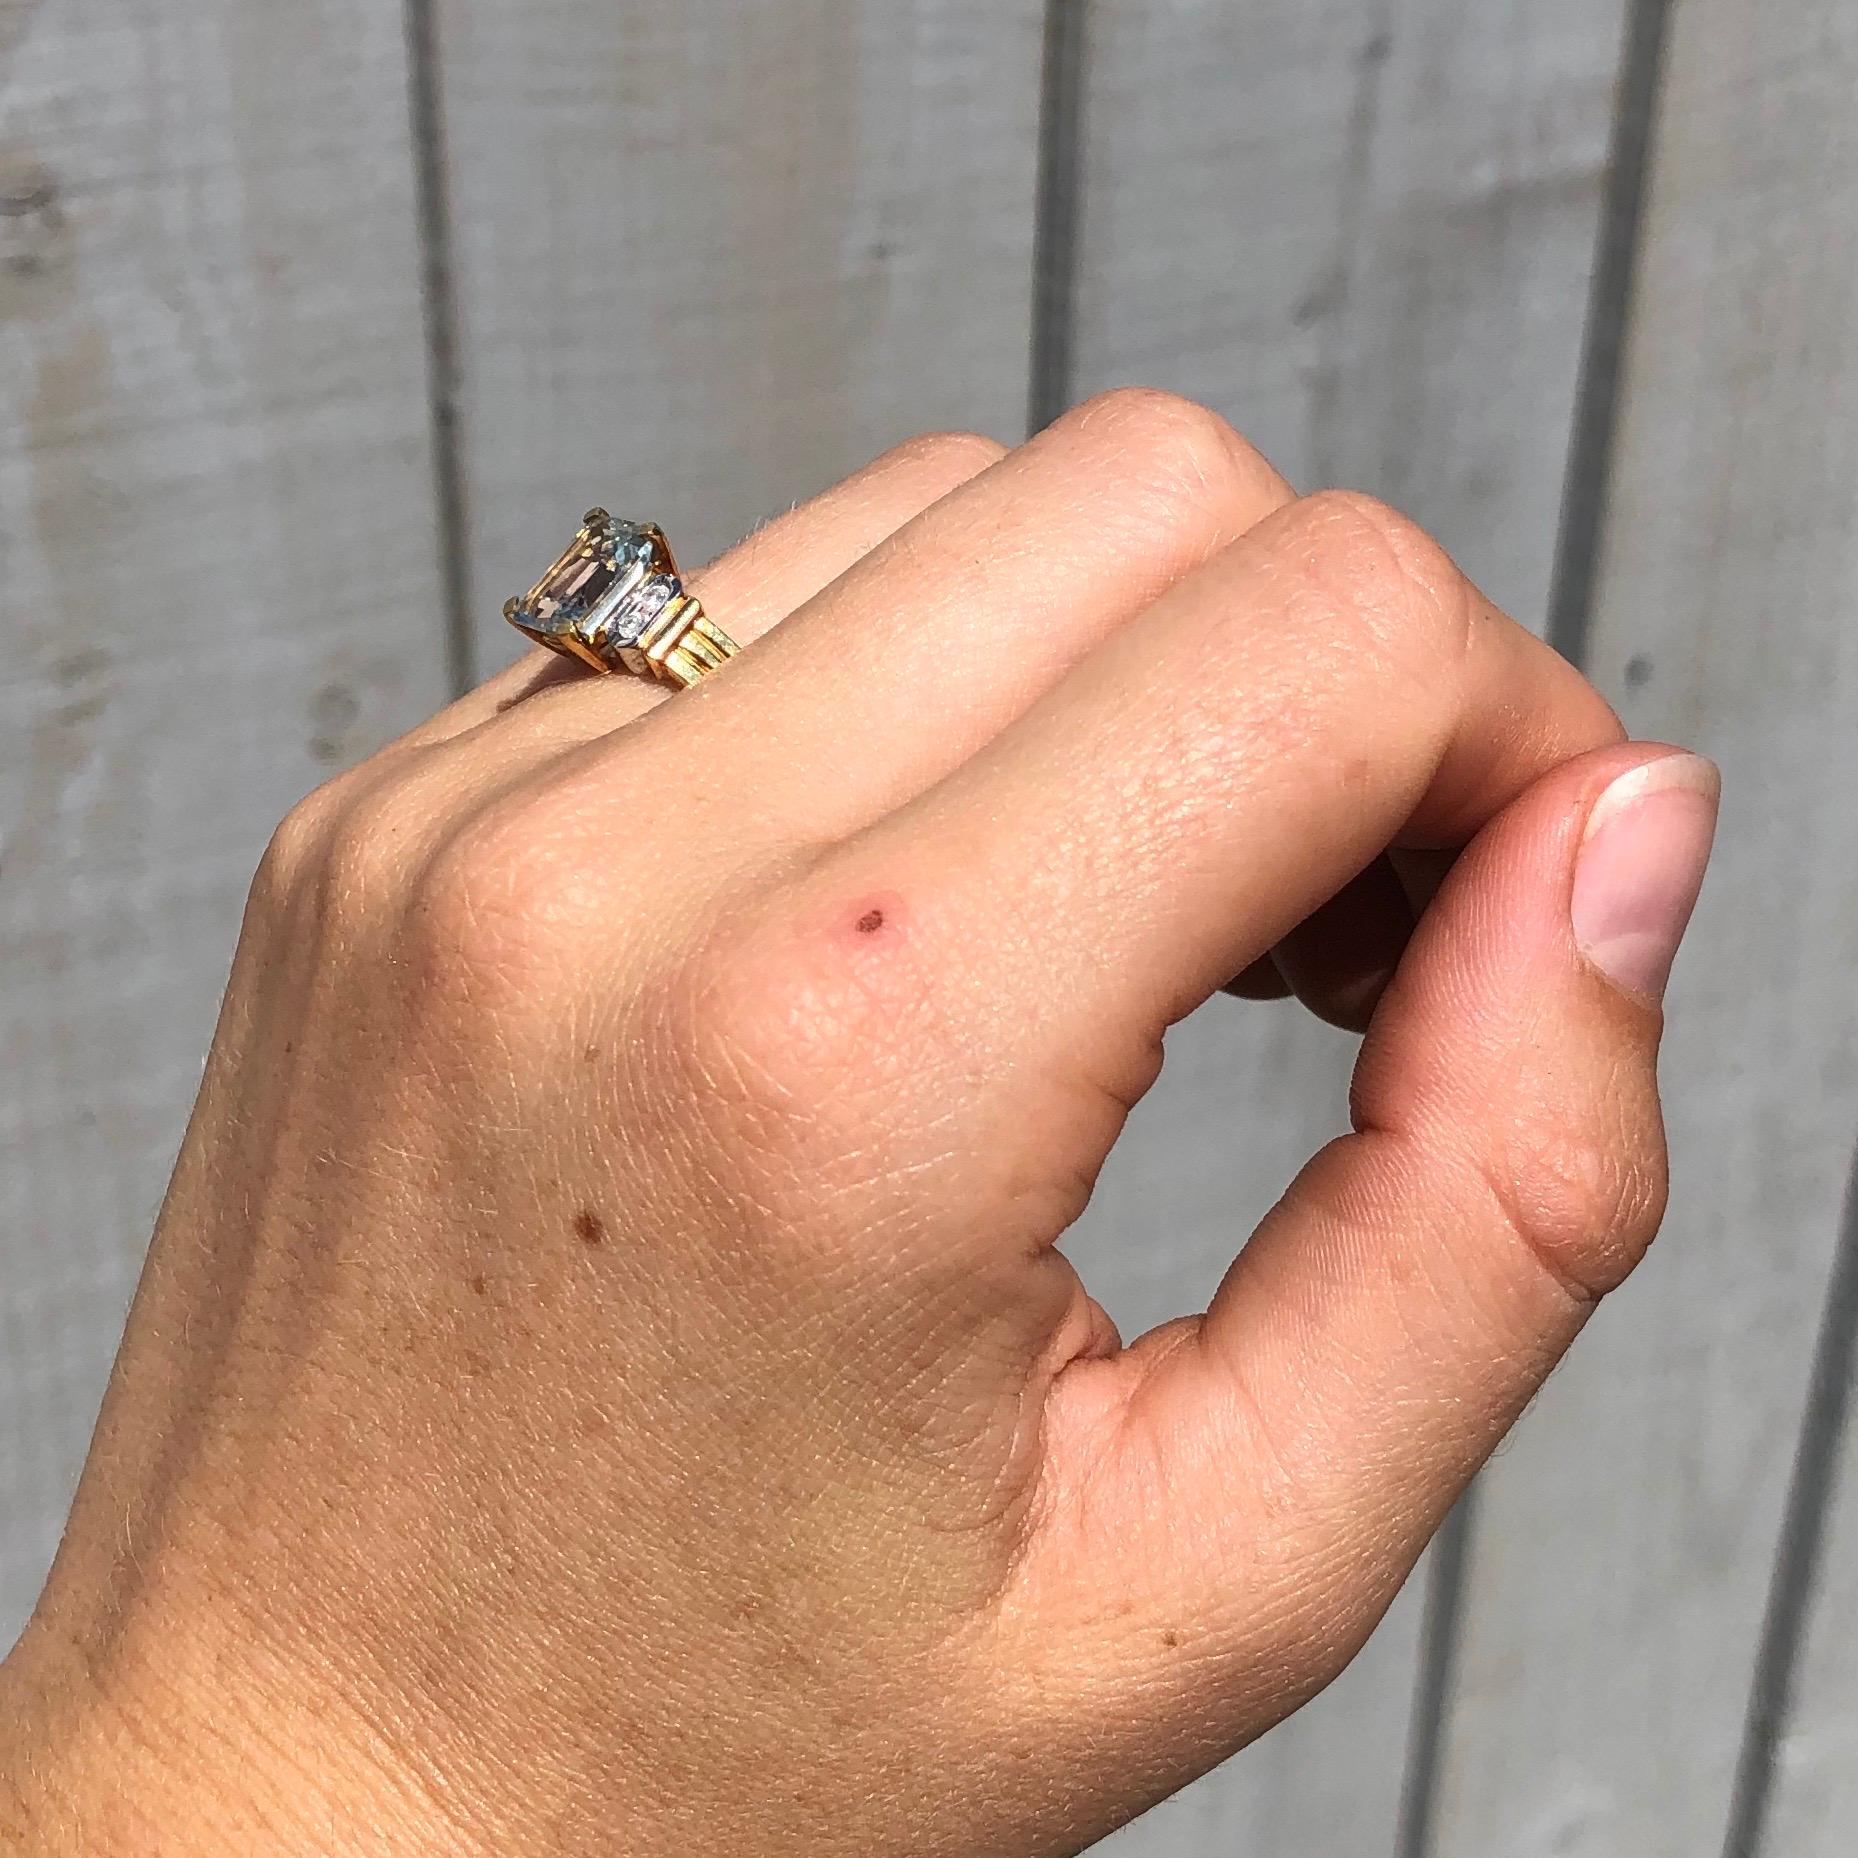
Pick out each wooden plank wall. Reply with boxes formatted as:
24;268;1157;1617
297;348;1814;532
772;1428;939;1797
4;2;1857;1853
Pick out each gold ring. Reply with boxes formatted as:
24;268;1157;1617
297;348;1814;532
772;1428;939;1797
504;510;740;690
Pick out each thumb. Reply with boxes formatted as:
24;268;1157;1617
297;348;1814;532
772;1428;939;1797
1039;744;1718;1755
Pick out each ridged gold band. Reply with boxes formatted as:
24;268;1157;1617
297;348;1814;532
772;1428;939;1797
639;598;739;689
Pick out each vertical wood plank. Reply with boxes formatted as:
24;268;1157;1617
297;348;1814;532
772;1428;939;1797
1056;2;1634;1850
0;0;449;1639
1760;1235;1858;1852
1424;2;1858;1851
431;0;1048;677
1731;1195;1858;1857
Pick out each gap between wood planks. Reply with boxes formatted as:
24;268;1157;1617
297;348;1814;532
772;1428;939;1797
1721;1146;1858;1858
403;0;477;698
1028;0;1088;435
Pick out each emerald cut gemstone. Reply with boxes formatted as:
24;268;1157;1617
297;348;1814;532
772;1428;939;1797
508;511;682;652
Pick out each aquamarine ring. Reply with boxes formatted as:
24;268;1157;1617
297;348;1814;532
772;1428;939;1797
505;510;739;689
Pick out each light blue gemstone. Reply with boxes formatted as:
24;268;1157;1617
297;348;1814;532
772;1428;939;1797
515;513;678;647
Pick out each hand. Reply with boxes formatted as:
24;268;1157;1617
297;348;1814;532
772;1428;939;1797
0;392;1717;1858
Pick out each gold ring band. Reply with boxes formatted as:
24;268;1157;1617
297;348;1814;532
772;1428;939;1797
645;602;739;690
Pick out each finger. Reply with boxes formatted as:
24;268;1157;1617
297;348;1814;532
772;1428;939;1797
1053;747;1717;1708
1222;955;1291;1002
1270;856;1417;1033
1232;850;1455;1027
626;389;1295;840
402;429;1007;750
1390;847;1456;916
828;492;1623;1081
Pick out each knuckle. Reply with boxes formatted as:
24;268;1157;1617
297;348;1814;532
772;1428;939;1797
1282;489;1476;670
406;801;604;1009
1076;385;1252;507
1482;1106;1670;1306
656;885;945;1161
675;930;873;1120
253;762;427;926
891;428;1006;480
319;778;436;920
253;782;346;907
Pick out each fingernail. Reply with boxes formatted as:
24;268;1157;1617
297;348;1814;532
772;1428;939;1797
1572;754;1720;1000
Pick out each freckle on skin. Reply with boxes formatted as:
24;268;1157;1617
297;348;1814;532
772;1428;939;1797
468;1274;488;1298
574;1210;606;1247
1161;1629;1182;1649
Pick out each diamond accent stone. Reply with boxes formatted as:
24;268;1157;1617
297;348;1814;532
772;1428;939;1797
509;511;682;652
598;573;677;649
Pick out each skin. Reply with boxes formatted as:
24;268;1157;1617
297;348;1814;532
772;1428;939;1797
0;391;1716;1857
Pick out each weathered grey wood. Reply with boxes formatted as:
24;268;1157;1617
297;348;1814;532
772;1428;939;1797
1764;1280;1858;1853
1424;2;1858;1851
1059;3;1633;1849
1061;0;1632;618
432;0;1048;677
0;0;450;1642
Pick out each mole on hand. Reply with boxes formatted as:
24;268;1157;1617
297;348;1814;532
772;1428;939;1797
855;909;887;936
573;1210;606;1248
